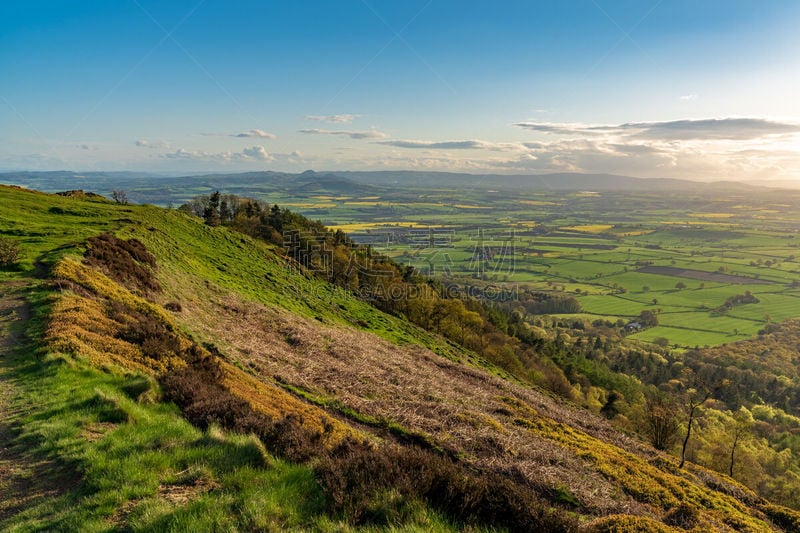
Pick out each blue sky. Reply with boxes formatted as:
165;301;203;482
2;0;800;180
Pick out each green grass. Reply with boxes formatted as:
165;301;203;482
0;186;482;532
1;351;458;532
0;288;333;531
0;186;473;362
0;288;462;532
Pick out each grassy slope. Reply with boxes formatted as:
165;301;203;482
0;188;457;531
1;185;800;531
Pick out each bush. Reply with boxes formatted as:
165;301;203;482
164;301;183;312
0;236;21;266
585;514;673;533
653;337;670;347
84;233;160;293
316;440;576;531
663;502;700;529
159;352;326;463
106;301;182;366
758;502;800;531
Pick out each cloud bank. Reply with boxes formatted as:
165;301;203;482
377;139;526;151
300;128;388;139
163;145;273;162
200;129;277;139
305;114;360;124
135;139;171;149
358;116;800;181
233;129;277;139
513;118;800;141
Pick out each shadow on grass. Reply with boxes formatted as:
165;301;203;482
0;282;84;525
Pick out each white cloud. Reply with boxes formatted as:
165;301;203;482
233;129;277;139
623;118;799;141
299;128;388;139
135;139;171;149
512;122;608;136
680;94;699;101
377;139;527;152
163;148;207;159
162;145;273;162
242;145;272;160
361;118;800;181
513;118;800;141
199;129;277;139
305;114;360;124
482;135;800;181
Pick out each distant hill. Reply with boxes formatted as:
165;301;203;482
331;170;764;192
748;179;800;190
0;170;381;204
0;169;764;204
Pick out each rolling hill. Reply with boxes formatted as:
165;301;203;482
1;184;799;531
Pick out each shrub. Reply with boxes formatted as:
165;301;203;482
0;236;21;266
159;353;326;463
758;502;800;531
642;393;680;451
585;514;673;533
653;337;670;347
84;233;161;293
164;301;183;312
111;190;128;204
663;502;700;529
316;440;576;531
715;291;760;313
106;301;182;365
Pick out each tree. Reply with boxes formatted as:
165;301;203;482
729;407;753;478
678;374;728;469
219;198;232;224
203;191;222;226
642;392;680;451
600;391;621;419
638;309;659;327
111;190;128;204
653;337;670;347
0;237;21;266
675;281;687;290
443;301;483;345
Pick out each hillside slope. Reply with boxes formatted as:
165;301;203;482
1;184;799;531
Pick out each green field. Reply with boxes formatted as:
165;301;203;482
282;188;800;349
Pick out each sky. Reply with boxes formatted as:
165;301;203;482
2;0;800;181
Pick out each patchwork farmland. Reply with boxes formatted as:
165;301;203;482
295;187;800;350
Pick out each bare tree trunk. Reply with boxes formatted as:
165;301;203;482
679;404;696;469
729;431;740;477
